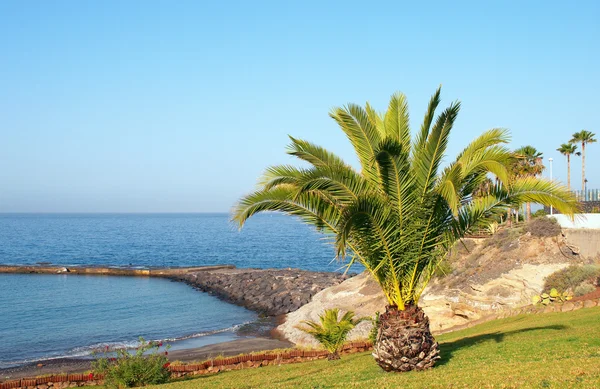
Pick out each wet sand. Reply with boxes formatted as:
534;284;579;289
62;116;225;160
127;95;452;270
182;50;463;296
0;337;293;380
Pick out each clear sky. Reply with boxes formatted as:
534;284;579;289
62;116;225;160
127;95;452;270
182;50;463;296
1;0;598;212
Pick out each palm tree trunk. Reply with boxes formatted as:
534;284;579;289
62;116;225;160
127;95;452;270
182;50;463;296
507;209;512;227
516;208;520;224
526;202;531;221
567;154;571;190
582;143;586;196
373;305;440;372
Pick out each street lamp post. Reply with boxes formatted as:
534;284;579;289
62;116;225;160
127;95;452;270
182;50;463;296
549;158;554;215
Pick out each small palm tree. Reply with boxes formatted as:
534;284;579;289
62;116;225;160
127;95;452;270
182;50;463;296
513;146;545;221
298;308;367;360
233;88;578;372
556;143;580;189
570;130;597;194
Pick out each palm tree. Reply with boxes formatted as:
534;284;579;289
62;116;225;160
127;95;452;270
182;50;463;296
232;88;578;372
513;146;545;221
298;308;367;360
556;143;580;189
570;130;597;196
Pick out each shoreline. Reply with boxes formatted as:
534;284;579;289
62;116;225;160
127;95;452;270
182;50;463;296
0;337;293;380
0;264;344;380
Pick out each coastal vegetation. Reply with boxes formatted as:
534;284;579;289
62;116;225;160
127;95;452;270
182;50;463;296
297;308;367;360
93;338;171;389
148;307;600;388
233;87;579;372
543;264;600;297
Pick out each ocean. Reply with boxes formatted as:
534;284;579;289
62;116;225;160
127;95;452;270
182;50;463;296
0;213;348;368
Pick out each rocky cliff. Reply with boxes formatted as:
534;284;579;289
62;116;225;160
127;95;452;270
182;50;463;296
278;224;591;346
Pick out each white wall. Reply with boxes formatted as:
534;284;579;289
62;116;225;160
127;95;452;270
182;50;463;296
551;214;600;229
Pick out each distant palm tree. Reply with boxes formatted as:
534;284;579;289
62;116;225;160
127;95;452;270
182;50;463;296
570;130;597;195
513;146;545;221
556;143;580;190
233;88;578;372
473;177;494;198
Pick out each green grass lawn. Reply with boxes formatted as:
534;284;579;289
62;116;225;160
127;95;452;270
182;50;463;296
150;307;600;388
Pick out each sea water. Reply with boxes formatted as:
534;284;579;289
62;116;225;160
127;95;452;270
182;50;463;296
0;274;257;368
0;213;349;367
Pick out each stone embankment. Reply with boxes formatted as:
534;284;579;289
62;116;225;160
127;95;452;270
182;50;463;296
0;264;234;277
176;268;349;316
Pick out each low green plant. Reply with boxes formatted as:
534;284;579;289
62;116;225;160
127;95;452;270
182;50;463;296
298;309;368;360
486;221;500;235
532;288;572;305
532;209;548;218
92;338;171;388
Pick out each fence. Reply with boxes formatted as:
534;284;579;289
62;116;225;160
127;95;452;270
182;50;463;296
573;189;600;202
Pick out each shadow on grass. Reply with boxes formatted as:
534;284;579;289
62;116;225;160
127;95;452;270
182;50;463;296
437;325;569;366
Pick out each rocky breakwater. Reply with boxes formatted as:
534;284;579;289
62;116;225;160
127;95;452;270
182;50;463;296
176;268;349;316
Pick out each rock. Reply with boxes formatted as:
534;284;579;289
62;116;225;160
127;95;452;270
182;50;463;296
176;268;348;316
278;272;387;346
561;302;575;312
278;233;585;345
583;299;597;308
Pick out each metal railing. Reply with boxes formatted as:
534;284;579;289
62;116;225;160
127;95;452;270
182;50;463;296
572;189;600;202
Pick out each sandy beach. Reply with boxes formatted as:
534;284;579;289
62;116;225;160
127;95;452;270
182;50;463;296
0;337;293;380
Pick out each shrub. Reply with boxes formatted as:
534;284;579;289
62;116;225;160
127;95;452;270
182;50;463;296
574;282;597;297
543;265;600;294
298;308;368;360
93;338;171;388
532;209;548;218
525;217;561;237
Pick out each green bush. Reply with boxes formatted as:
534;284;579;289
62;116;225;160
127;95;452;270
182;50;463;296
93;338;171;388
543;265;600;294
532;209;548;218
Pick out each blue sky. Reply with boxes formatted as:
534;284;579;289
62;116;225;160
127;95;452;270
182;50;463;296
1;0;598;212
